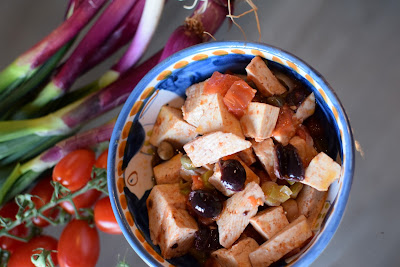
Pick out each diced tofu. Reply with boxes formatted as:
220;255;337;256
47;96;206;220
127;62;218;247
212;237;259;267
183;131;251;167
149;106;197;147
245;56;286;96
240;102;280;142
209;163;234;197
182;81;206;127
217;182;265;248
297;185;327;227
195;93;244;138
249;206;289;240
159;207;198;259
209;156;260;197
237;147;257;166
294;93;315;123
302;152;341;191
146;184;187;245
252;138;276;181
289;136;317;167
249;215;312;267
153;154;182;184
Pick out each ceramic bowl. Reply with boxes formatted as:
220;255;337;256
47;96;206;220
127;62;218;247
107;41;355;267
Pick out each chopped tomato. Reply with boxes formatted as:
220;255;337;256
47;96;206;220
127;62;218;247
272;105;298;145
191;175;204;190
203;71;242;96
223;80;256;117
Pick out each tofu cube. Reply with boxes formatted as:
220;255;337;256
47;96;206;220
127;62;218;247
249;206;289;240
209;156;260;197
237;147;257;166
146;184;187;245
212;237;259;267
294;93;315;123
217;182;265;248
183;131;251;167
281;199;300;223
153;154;182;184
302;152;341;191
289;136;317;167
240;102;280;142
150;106;197;147
159;207;198;259
297;185;328;227
195;93;244;138
182;81;206;127
245;56;287;96
252;138;277;181
249;215;312;267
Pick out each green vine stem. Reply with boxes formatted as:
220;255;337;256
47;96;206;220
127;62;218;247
31;248;57;267
0;167;107;240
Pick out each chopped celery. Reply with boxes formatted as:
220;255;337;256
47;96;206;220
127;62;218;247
181;154;197;170
261;181;292;206
201;170;214;189
290;182;304;199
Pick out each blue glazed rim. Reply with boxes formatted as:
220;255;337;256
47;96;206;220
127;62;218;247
108;41;355;267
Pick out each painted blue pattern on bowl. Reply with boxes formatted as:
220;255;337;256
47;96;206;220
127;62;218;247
108;41;355;267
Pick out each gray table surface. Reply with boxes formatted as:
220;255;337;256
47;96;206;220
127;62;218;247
1;0;399;266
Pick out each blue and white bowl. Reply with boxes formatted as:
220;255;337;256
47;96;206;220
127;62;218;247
107;41;355;267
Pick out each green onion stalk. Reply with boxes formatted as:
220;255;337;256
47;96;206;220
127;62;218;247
0;0;107;97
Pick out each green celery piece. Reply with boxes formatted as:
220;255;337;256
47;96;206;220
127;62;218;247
0;41;73;116
0;61;32;94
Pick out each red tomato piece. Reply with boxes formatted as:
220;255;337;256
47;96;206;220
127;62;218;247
272;105;298;145
94;197;122;235
58;219;99;267
95;148;108;169
0;202;29;254
30;176;59;227
53;149;96;192
7;235;58;267
59;189;101;215
223;80;257;117
203;71;242;96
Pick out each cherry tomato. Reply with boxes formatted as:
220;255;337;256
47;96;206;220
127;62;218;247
7;235;58;267
30;176;59;227
53;149;96;192
95;148;108;169
59;189;101;214
94;197;122;235
58;219;99;267
0;201;29;254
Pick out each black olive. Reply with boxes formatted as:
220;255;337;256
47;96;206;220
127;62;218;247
285;87;307;107
275;143;304;181
194;225;221;252
188;190;223;218
219;159;246;191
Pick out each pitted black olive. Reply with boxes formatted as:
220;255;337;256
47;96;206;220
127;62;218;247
219;159;246;191
275;143;304;181
188;190;223;218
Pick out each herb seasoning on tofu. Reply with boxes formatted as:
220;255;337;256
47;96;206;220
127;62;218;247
147;56;342;266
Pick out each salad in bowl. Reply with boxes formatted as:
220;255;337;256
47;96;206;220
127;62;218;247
108;41;354;267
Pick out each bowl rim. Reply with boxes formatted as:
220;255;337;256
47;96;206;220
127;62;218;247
107;41;355;267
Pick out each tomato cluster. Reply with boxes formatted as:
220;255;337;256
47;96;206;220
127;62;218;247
0;148;122;266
